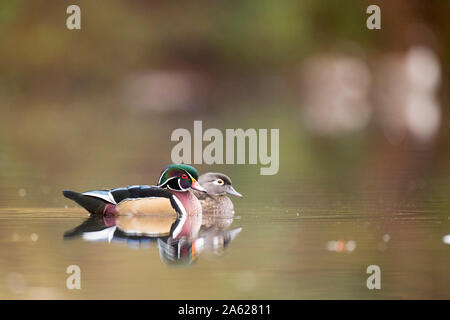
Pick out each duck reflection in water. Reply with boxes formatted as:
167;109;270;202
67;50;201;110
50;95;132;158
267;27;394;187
193;173;243;251
64;172;243;266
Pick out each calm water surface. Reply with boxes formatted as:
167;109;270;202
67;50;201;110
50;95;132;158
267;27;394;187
1;176;449;299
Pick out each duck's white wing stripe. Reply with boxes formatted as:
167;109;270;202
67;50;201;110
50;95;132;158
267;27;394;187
82;190;117;204
81;226;117;242
171;195;187;239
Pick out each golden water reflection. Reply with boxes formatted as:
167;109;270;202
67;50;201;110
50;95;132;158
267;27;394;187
64;210;241;267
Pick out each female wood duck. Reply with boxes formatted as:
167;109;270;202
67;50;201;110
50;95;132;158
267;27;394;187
192;173;242;228
62;164;206;219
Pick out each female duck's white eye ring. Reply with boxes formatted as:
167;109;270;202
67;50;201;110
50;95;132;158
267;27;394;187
214;179;224;185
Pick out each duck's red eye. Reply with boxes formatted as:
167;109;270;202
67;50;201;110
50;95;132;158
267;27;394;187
181;174;188;179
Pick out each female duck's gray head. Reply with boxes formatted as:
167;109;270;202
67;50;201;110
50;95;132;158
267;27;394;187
198;173;243;197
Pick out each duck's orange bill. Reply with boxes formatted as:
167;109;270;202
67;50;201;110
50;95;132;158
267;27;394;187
191;179;207;192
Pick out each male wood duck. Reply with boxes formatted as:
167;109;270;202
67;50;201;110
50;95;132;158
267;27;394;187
192;173;242;223
62;164;206;220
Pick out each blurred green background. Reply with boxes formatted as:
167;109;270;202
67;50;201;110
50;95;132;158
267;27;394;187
0;0;449;203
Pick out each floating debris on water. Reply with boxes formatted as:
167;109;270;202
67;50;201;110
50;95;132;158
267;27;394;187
327;240;356;253
382;234;391;242
345;240;356;252
18;188;27;197
443;235;450;245
30;233;39;242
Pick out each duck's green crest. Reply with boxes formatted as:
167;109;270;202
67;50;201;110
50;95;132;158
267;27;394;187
158;164;199;186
